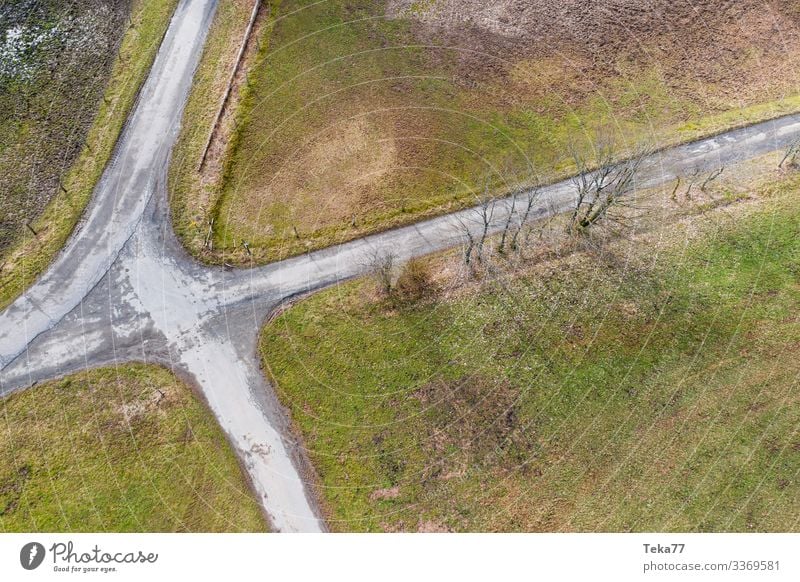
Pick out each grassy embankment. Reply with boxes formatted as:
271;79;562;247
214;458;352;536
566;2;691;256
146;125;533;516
261;163;800;532
170;0;800;265
0;364;266;532
168;0;265;259
0;0;179;310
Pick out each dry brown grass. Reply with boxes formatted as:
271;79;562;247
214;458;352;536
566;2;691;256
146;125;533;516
232;117;398;236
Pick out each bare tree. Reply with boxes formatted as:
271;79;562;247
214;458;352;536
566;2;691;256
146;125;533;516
567;140;649;235
457;180;498;270
498;180;541;255
497;192;516;255
670;176;682;202
462;222;477;268
683;167;702;200
779;137;800;169
672;166;723;201
365;249;396;296
475;194;495;262
510;187;540;252
700;167;724;192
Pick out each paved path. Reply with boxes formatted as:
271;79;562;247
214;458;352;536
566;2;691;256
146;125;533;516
2;0;800;532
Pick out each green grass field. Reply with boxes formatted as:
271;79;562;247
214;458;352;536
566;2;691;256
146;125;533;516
0;364;266;532
170;0;800;265
261;175;800;531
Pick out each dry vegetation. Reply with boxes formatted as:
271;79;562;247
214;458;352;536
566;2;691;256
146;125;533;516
168;0;267;258
390;0;800;103
171;0;800;264
0;0;131;252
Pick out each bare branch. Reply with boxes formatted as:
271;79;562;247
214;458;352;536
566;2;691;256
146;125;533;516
779;137;800;168
363;248;396;296
700;167;724;192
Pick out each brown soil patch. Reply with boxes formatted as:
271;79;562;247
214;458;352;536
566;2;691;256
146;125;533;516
389;0;800;106
370;486;400;500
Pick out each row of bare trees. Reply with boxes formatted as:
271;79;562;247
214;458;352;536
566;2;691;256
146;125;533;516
365;139;650;290
367;130;800;296
456;138;651;273
459;186;541;269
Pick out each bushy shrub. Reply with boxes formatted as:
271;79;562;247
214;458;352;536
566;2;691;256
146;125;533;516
395;258;434;302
